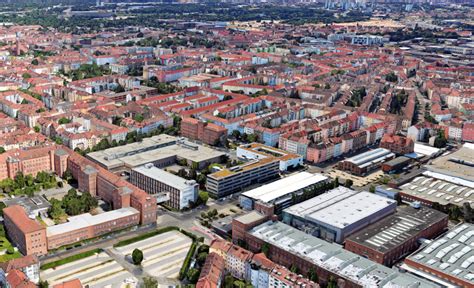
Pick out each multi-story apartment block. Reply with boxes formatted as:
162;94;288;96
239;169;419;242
180;117;227;146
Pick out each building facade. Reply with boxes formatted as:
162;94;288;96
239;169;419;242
130;164;198;210
3;206;47;256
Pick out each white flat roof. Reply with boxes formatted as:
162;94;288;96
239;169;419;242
132;165;197;190
284;187;397;229
241;172;328;203
46;207;139;237
414;143;440;156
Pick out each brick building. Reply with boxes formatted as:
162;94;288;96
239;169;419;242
196;252;225;288
380;134;415;155
232;216;435;288
180;117;227;146
344;206;448;266
402;223;474;288
3;205;47;256
0;145;57;181
46;207;140;250
337;148;395;176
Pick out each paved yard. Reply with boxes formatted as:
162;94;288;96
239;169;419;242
113;231;192;279
41;252;137;288
327;169;385;187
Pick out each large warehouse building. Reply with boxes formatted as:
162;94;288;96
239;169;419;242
239;172;328;214
282;187;397;243
233;219;437;288
402;223;474;288
345;206;448;266
338;148;395;175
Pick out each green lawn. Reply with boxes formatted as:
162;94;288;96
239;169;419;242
0;236;22;263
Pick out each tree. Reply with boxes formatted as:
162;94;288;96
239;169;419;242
0;147;5;154
449;205;462;221
344;179;353;188
22;73;31;79
369;185;376;193
327;276;337;288
33;126;40;133
261;242;270;257
39;280;49;288
232;130;241;140
132;248;144;265
198;191;209;205
196;251;208;265
58;117;71;125
133;113;145;123
31;59;39;65
289;264;299;274
385;72;398;83
187;267;200;283
463;203;474;223
141;277;158;288
434;130;447;148
308;268;318;283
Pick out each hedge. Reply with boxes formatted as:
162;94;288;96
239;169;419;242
113;226;201;248
40;248;102;270
113;226;180;248
178;241;198;280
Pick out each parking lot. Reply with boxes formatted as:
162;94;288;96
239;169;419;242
41;251;137;288
113;230;192;279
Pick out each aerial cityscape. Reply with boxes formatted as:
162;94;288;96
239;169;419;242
0;0;472;287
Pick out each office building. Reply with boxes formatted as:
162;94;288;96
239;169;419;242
402;223;474;288
206;158;280;198
130;164;198;210
338;148;395;176
282;187;397;243
239;172;328;214
345;206;448;266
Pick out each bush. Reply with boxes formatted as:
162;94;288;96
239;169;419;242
6;247;15;254
132;248;144;265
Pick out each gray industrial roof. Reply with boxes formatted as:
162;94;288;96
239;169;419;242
346;206;447;253
283;187;397;229
250;221;438;288
405;223;474;286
